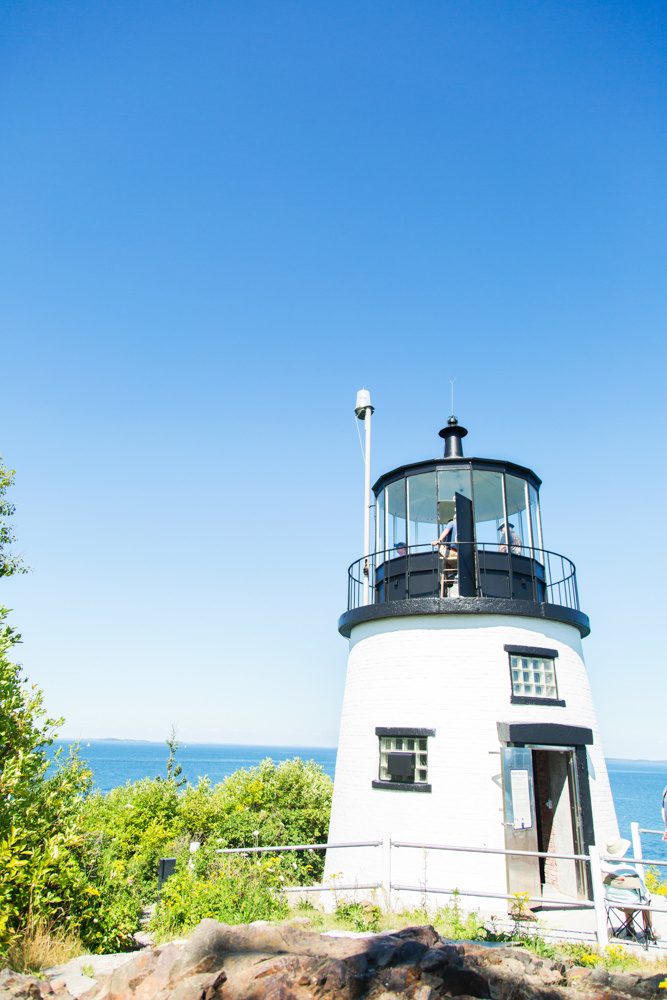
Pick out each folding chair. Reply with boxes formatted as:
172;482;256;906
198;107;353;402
605;882;656;949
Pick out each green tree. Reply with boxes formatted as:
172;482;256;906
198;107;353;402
163;725;186;788
0;608;93;952
0;459;29;577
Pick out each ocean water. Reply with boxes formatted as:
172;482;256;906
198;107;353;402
606;758;667;862
51;741;667;862
51;739;337;790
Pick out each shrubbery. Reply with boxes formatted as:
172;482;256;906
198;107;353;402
152;844;297;936
73;755;332;947
0;609;96;956
0;648;333;961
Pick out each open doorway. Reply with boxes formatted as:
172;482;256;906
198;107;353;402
502;745;588;901
532;748;587;899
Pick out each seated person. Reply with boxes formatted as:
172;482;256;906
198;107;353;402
498;520;522;554
602;837;655;940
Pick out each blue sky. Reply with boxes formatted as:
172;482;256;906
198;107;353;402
1;0;665;757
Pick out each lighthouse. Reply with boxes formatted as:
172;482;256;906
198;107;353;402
324;404;619;911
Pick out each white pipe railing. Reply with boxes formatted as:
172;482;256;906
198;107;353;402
174;828;667;949
215;840;381;855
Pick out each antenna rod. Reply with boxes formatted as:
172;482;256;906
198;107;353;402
355;389;375;606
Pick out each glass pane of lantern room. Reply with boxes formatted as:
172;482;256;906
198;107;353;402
376;488;386;562
407;472;437;549
437;469;472;535
386;479;407;555
472;470;505;545
529;485;543;552
505;475;530;551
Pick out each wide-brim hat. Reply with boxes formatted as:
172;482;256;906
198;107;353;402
606;837;631;857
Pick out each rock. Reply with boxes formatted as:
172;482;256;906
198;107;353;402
635;973;667;997
436;966;491;998
588;967;609;987
386;940;429;968
501;959;529;975
533;967;563;986
366;942;401;970
420;945;464;974
0;968;60;999
378;964;422;993
390;927;440;949
565;967;591;985
134;946;181;1000
609;972;640;992
154;971;226;1000
411;988;437;1000
504;950;535;969
106;951;159;1000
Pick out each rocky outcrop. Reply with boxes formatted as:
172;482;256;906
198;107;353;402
9;921;666;1000
0;966;73;999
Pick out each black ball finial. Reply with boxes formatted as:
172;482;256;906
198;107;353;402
438;416;468;458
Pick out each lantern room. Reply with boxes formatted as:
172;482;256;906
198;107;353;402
342;416;586;637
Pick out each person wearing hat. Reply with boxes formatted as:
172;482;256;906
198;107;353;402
498;520;522;554
601;837;656;940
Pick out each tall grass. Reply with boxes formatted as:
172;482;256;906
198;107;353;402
3;917;84;975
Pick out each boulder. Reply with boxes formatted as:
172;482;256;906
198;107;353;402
56;918;666;1000
609;972;640;992
0;968;63;1000
587;967;609;987
565;966;591;986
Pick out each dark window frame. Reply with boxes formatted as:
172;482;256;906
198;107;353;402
374;727;434;792
504;645;565;707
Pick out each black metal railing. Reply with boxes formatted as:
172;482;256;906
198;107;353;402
347;542;579;613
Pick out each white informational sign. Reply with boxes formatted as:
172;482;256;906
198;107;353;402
510;769;532;830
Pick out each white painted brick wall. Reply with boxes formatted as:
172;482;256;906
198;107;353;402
324;613;618;907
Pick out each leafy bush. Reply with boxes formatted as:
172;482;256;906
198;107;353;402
334;899;381;932
646;866;667;897
72;754;330;949
176;757;332;880
0;612;95;958
152;842;292;937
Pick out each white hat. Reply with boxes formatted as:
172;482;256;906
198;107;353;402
606;837;631;857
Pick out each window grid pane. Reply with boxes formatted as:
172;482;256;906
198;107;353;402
379;735;428;783
510;655;558;700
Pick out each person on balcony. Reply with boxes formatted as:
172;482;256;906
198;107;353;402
498;521;522;554
432;516;457;556
432;516;457;597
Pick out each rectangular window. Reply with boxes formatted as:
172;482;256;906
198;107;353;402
373;727;434;792
505;645;564;706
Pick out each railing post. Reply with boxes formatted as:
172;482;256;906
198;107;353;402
588;845;609;949
631;822;645;881
382;833;392;912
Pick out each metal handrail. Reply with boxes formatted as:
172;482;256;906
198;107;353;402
390;884;596;908
347;542;579;613
393;840;591;862
602;854;667;868
215;840;381;855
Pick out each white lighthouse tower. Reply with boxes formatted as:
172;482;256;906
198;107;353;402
324;406;618;911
